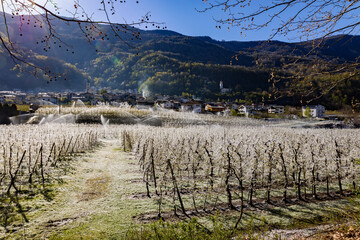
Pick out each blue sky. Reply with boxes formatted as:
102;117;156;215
48;0;284;42
6;0;345;42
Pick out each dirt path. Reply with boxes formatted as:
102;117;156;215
9;139;154;239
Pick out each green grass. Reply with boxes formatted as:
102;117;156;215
122;196;360;240
16;104;30;112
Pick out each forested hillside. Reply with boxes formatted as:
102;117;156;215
1;13;360;109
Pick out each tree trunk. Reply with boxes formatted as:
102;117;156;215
167;159;187;216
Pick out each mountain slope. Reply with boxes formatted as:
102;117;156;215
1;13;360;109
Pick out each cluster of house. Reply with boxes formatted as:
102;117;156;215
0;90;137;106
236;104;325;118
154;99;326;118
0;90;326;118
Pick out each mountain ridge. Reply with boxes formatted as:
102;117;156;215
0;13;360;109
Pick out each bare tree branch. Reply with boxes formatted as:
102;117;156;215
0;0;163;80
199;0;360;106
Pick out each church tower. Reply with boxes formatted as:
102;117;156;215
86;80;90;93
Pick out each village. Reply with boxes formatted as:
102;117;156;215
0;86;327;120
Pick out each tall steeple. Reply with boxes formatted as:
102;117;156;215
86;80;90;93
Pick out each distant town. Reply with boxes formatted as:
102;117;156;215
0;85;330;120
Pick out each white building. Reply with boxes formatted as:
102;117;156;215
181;101;202;112
302;105;325;118
156;100;174;109
37;93;58;104
268;105;285;114
238;105;255;115
219;80;232;94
